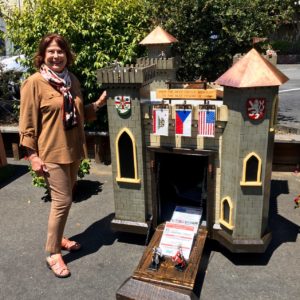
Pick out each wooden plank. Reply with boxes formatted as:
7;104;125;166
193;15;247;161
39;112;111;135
12;143;20;161
273;143;300;166
156;89;217;99
117;278;198;300
0;132;7;167
132;224;207;290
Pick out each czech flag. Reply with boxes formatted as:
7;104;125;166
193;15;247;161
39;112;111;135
175;109;192;137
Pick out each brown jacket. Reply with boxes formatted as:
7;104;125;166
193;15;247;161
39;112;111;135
19;72;96;163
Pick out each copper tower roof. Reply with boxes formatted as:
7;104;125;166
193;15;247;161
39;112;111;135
216;48;288;88
139;26;178;45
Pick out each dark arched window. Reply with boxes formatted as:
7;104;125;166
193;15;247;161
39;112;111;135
115;128;140;183
246;155;259;182
220;197;234;229
118;132;134;178
223;200;230;223
240;152;262;186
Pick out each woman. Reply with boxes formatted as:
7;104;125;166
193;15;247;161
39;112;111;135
19;33;107;278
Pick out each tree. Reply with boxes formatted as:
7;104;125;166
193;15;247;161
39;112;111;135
2;0;297;93
145;0;295;81
0;63;21;124
2;0;149;129
3;0;149;94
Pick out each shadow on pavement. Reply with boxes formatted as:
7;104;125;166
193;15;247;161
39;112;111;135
63;213;117;264
117;231;149;246
73;179;103;203
195;179;300;297
205;179;298;265
0;163;28;189
64;214;146;264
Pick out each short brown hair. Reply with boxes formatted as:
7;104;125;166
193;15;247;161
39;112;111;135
33;33;75;69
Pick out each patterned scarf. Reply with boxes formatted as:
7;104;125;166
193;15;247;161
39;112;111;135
40;64;78;130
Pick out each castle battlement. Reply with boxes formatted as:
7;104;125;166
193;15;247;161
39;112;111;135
97;64;156;85
136;57;179;70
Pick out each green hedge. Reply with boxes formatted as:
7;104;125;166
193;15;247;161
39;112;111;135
271;40;300;55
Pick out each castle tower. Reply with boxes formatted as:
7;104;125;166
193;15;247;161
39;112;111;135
97;64;156;233
97;27;180;234
137;26;179;90
139;25;178;58
215;48;288;252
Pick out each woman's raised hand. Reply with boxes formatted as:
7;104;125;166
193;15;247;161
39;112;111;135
94;91;107;109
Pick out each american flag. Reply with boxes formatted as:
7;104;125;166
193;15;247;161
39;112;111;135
198;109;215;137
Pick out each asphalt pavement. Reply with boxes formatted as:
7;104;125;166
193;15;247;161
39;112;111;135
0;158;299;300
0;62;299;300
278;64;300;130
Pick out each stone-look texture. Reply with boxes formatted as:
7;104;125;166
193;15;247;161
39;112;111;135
141;104;224;230
220;87;278;241
97;65;156;85
107;91;147;223
136;57;180;91
214;48;288;251
98;25;287;252
137;26;180;92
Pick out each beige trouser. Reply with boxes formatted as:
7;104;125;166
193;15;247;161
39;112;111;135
44;160;81;253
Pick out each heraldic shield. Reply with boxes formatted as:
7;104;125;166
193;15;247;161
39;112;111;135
115;96;131;116
247;98;266;120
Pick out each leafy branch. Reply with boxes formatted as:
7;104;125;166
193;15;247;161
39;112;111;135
28;159;92;190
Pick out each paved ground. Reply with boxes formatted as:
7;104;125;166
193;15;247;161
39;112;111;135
0;158;299;300
200;171;300;300
0;159;145;300
278;64;300;130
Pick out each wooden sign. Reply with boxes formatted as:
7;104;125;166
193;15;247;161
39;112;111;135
156;89;217;100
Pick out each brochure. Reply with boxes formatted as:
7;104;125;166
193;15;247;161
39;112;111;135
159;222;195;259
171;206;203;233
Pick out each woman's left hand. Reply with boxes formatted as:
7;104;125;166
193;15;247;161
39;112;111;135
94;91;107;110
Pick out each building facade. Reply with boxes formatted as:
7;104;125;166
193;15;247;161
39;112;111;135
97;27;288;253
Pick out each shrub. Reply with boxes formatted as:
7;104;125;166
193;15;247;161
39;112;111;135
28;159;92;189
0;63;22;124
270;40;299;55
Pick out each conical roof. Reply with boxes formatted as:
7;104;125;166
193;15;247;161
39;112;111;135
139;26;178;45
216;48;288;88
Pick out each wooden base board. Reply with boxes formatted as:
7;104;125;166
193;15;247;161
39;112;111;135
116;224;207;299
116;277;198;300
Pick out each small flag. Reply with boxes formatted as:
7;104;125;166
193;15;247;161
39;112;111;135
198;108;215;137
176;109;192;137
153;108;169;136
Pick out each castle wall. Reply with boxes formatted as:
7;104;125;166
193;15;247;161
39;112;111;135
141;103;224;226
107;94;147;222
221;87;278;239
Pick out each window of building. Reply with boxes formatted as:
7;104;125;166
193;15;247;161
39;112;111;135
115;128;140;183
240;152;262;186
219;197;234;229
